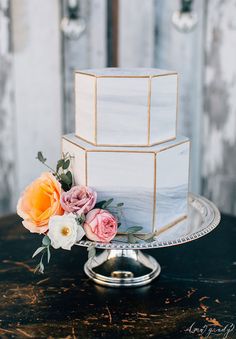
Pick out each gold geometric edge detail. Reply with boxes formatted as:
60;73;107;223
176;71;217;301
176;74;179;134
62;137;190;234
62;136;190;155
75;71;178;78
94;77;97;144
187;139;192;202
152;153;157;231
85;150;88;186
151;139;190;232
74;133;177;148
153;214;187;237
116;215;187;236
74;72;78;133
147;77;151;145
75;73;178;146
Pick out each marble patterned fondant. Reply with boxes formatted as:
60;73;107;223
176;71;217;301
150;74;177;144
62;134;190;234
75;74;95;143
78;68;176;76
155;142;190;229
75;68;178;146
97;77;148;145
86;151;154;232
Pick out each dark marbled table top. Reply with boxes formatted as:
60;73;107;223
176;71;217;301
0;213;235;338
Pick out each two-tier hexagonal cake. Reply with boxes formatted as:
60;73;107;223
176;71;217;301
63;68;190;235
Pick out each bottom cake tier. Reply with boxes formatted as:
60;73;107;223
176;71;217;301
62;134;190;235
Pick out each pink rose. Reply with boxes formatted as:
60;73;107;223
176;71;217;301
84;209;118;243
61;185;97;215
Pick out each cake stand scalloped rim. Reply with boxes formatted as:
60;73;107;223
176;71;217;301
75;193;221;250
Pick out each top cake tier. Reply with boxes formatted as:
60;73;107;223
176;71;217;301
75;68;178;147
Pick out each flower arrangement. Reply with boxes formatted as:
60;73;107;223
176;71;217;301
17;152;152;273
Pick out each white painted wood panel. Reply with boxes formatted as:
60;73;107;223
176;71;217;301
11;0;62;199
62;0;107;133
203;0;236;214
155;0;205;194
0;0;16;214
88;0;107;67
118;0;155;67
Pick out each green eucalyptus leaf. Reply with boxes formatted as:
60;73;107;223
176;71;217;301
144;233;156;241
61;182;69;192
66;171;73;184
87;246;96;259
126;226;143;234
56;159;64;172
39;261;44;274
60;171;73;190
145;236;156;243
94;200;107;209
127;234;137;244
47;246;51;263
37;151;46;163
60;173;71;185
102;198;114;209
62;159;70;170
42;235;51;246
76;214;85;225
32;246;45;258
117;202;124;207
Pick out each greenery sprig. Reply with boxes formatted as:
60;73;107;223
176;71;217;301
75;213;86;226
36;151;73;191
94;198;124;227
93;198;156;244
87;244;96;260
125;228;156;244
32;235;51;274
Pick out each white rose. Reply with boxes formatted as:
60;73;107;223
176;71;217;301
48;213;85;250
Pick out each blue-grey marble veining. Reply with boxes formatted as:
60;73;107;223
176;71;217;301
95;188;154;233
155;185;188;228
155;141;190;230
62;134;190;235
65;133;189;152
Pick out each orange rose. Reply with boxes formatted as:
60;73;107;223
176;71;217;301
17;172;64;233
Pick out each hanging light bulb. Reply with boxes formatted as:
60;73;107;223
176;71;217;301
172;0;198;33
61;0;86;40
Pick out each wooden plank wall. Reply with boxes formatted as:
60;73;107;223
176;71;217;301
118;0;155;67
0;0;235;216
117;0;205;195
62;0;107;133
203;0;236;214
11;0;62;205
154;0;205;194
0;0;15;214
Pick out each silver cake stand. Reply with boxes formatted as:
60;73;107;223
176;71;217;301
76;194;221;288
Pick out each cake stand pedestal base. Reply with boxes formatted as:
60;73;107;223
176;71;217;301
84;249;161;288
79;194;221;288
